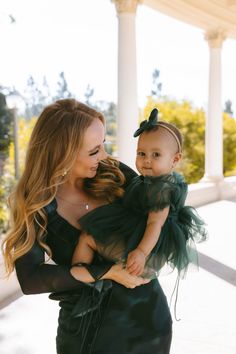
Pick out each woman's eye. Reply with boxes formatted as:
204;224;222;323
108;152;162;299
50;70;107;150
89;149;99;156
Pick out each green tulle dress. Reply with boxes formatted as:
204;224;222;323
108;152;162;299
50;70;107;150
79;172;207;278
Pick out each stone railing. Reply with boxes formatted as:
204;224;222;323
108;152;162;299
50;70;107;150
186;176;236;206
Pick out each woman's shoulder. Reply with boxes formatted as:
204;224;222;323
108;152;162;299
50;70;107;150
43;198;57;215
118;161;138;187
118;161;137;176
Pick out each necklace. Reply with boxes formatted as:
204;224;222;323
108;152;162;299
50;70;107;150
56;195;90;210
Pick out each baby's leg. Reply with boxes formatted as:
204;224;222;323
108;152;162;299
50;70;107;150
96;239;126;263
72;232;98;265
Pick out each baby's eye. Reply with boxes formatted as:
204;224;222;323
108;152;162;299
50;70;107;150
153;152;160;158
137;151;145;157
89;149;99;156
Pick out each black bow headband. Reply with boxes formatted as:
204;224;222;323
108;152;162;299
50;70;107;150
133;108;159;137
133;108;181;152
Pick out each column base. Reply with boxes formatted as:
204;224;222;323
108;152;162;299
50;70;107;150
200;174;224;183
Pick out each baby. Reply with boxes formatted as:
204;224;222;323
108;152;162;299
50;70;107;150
72;108;207;278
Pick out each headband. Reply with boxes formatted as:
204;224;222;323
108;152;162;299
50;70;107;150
133;108;182;152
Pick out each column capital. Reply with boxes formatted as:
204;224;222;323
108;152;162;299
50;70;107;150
205;28;226;48
112;0;141;14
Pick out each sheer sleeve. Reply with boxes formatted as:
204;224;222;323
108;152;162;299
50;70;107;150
15;241;115;295
123;174;177;213
15;241;84;294
144;174;176;212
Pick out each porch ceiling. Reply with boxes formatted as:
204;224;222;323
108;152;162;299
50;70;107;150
142;0;236;39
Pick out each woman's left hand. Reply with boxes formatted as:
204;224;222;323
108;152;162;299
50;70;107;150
102;263;150;289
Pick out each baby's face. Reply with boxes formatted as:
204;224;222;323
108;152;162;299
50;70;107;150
135;127;181;177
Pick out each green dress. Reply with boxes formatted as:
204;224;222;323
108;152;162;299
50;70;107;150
80;172;207;278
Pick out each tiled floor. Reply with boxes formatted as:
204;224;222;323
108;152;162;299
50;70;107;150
1;200;236;354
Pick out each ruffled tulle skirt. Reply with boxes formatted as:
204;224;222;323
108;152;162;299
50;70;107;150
79;202;207;278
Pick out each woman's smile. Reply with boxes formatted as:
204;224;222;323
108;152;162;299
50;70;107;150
90;165;99;171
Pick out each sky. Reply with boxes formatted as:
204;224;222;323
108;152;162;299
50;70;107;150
1;0;236;112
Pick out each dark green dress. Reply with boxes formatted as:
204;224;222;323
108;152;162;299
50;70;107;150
15;163;173;354
80;172;207;278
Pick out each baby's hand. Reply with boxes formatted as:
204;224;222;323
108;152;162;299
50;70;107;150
126;248;146;276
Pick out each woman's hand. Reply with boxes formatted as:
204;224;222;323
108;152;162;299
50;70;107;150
102;263;150;289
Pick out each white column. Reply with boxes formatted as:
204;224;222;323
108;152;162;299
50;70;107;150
113;0;140;169
204;29;225;182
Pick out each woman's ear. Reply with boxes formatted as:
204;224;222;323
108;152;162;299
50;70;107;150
172;152;182;167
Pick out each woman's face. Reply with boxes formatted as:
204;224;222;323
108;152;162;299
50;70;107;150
70;118;107;179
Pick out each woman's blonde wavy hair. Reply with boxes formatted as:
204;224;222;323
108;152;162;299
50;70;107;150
2;98;125;276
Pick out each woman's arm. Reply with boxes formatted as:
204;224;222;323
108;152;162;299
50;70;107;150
16;241;147;294
15;241;86;294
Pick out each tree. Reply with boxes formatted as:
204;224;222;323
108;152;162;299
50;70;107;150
42;76;51;104
0;117;37;231
224;100;233;117
54;71;73;100
151;69;162;98
9;14;16;23
95;100;117;155
0;11;16;24
24;76;47;118
223;112;236;175
20;72;73;119
84;84;94;105
0;92;12;228
0;92;13;154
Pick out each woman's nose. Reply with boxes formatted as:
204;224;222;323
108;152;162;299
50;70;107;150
99;145;108;160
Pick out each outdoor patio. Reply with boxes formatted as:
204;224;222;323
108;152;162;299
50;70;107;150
1;1;236;353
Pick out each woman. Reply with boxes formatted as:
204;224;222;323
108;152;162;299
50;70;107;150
2;99;172;354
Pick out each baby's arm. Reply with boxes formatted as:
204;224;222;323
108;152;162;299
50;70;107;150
127;206;169;275
72;232;97;265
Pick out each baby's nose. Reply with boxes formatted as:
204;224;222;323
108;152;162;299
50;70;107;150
144;157;151;164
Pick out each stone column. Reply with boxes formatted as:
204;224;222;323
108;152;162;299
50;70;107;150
204;29;226;182
112;0;140;169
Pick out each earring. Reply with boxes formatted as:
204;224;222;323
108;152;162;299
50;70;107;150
62;170;67;177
